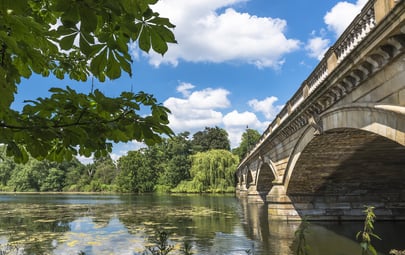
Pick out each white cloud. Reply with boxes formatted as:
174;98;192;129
248;96;284;120
324;0;368;37
223;110;269;147
305;36;330;60
164;85;230;132
162;83;275;148
76;155;94;165
177;82;195;97
142;0;300;68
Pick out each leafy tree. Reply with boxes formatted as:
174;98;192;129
0;146;16;188
7;159;47;191
191;127;230;153
40;167;65;191
60;158;87;191
157;132;192;191
0;0;177;163
115;148;158;192
174;149;238;193
233;128;261;160
93;156;117;185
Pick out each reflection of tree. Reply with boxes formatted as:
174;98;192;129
0;199;119;254
118;194;240;248
0;194;245;254
0;205;71;254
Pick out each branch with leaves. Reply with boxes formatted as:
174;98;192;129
0;0;177;162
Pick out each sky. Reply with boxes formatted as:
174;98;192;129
14;0;368;163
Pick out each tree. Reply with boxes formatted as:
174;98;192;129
191;127;231;153
92;156;117;186
157;132;192;190
0;0;177;163
233;128;261;160
115;148;158;192
40;167;65;191
173;149;238;193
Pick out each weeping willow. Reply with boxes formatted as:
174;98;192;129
173;149;239;193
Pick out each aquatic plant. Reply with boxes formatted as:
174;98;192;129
356;206;381;255
144;230;174;255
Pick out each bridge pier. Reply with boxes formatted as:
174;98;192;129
266;185;301;221
266;189;405;221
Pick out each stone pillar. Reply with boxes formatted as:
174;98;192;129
374;0;396;23
266;184;301;221
325;47;337;73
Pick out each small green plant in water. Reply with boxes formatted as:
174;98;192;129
356;206;381;255
292;217;311;255
144;230;174;255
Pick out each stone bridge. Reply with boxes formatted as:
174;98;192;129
236;0;405;220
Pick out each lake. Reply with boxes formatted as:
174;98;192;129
0;193;404;254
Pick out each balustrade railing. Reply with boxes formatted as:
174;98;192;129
334;0;376;63
243;0;378;161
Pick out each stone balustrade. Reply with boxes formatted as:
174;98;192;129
240;0;396;167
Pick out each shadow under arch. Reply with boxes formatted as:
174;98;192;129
283;104;405;219
256;159;277;197
284;104;405;192
246;168;254;189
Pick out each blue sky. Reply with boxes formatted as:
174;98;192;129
14;0;368;162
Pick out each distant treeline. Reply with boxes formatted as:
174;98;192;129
0;127;260;193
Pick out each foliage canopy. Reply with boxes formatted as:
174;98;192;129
0;0;177;162
191;126;230;153
232;128;261;160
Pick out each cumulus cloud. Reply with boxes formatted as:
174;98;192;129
162;83;276;148
248;96;284;120
164;84;230;132
142;0;300;68
177;82;195;97
324;0;368;37
223;110;269;147
305;36;330;60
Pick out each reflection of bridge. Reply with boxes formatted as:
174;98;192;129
236;0;405;220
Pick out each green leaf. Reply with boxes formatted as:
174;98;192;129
139;25;151;53
60;33;77;50
115;52;132;76
154;25;177;43
106;52;122;79
61;6;79;27
79;7;97;33
150;26;168;55
90;48;108;77
149;17;176;28
368;245;378;255
13;57;32;78
79;34;93;56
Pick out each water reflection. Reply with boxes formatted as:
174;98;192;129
237;196;405;255
0;194;404;255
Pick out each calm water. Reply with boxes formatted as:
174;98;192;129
0;194;404;255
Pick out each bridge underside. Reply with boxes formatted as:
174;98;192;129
285;128;405;220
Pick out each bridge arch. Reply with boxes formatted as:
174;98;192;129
321;104;405;146
256;159;277;194
285;104;405;191
283;105;405;216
